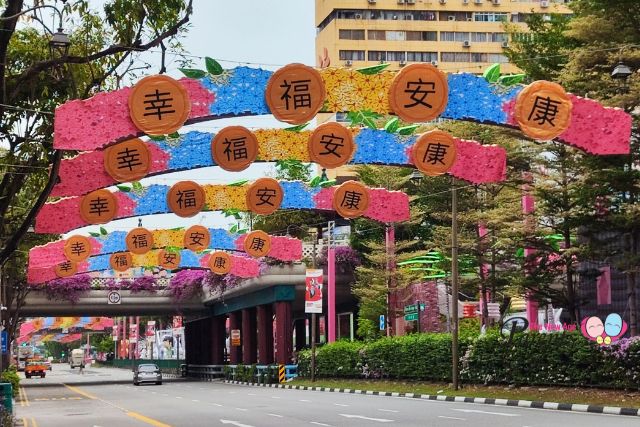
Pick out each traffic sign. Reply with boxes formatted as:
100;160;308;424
107;290;121;305
379;315;385;331
404;304;417;313
404;313;419;321
231;329;241;346
1;331;7;353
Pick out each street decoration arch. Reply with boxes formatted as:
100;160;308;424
52;63;632;155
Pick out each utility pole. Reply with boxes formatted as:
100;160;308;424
311;230;317;382
451;178;460;390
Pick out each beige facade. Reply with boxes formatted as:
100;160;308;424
315;0;571;75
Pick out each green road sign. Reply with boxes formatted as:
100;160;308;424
404;312;419;321
404;304;417;313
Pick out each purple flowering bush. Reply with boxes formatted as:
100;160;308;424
36;274;92;303
317;246;362;270
129;276;157;293
168;270;206;300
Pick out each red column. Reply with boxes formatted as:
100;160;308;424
228;312;242;364
257;305;274;364
275;301;292;364
294;319;306;351
210;316;226;365
242;308;257;365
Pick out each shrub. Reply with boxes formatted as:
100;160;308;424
1;366;20;397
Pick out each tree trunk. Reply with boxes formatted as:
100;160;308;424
629;230;638;336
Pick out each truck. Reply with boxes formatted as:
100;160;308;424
69;348;84;369
24;360;47;379
17;346;34;371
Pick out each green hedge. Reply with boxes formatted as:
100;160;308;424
1;367;20;397
298;333;640;389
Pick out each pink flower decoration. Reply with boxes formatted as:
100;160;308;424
234;234;302;261
29;237;102;269
230;255;260;278
365;189;410;223
449;139;507;184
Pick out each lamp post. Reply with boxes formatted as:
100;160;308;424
611;61;633;94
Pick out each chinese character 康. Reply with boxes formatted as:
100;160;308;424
213;256;227;269
132;234;149;249
116;147;143;171
223;137;249;162
249;237;266;253
88;197;110;217
176;189;197;210
404;78;436;109
143;89;176;120
527;96;561;127
319;133;345;158
188;232;206;247
341;191;363;210
255;187;277;206
423;142;448;166
70;242;86;256
280;79;312;110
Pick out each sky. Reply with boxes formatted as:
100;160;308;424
72;0;318;237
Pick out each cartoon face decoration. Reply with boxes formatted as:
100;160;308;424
581;313;628;345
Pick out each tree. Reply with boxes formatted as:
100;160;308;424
0;0;194;364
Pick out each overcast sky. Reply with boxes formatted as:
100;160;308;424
72;0;317;236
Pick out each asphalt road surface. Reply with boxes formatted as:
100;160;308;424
14;364;639;427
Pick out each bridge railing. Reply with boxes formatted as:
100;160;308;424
186;364;298;383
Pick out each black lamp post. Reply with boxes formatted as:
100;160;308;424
49;28;71;58
611;61;633;93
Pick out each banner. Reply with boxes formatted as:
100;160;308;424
129;323;138;341
172;316;183;329
305;269;323;313
146;321;156;342
154;328;185;360
112;322;118;341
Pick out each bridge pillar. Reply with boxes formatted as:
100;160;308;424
185;320;196;365
257;304;274;364
242;308;257;364
295;318;306;351
210;316;226;364
199;318;212;365
228;311;242;364
275;301;292;364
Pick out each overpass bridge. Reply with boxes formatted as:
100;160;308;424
18;264;356;366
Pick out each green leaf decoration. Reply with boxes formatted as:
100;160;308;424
166;246;181;254
397;125;420;135
228;179;249;187
205;57;224;75
168;132;181;139
169;227;185;231
319;179;336;188
384;117;400;133
515;248;525;258
116;185;131;192
308;176;322;188
132;181;144;192
229;224;238;234
100;227;108;236
356;63;390;75
483;63;501;83
147;135;165;142
284;123;309;132
498;73;526;86
89;232;101;237
179;68;207;79
237;228;248;234
362;117;377;130
222;208;242;219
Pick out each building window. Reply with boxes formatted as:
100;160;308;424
441;32;470;42
339;50;365;61
474;12;508;22
407;51;438;62
440;12;472;21
471;53;488;62
490;32;508;42
487;53;509;63
368;30;386;40
386;51;406;61
405;31;437;41
441;52;471;62
339;29;365;40
386;31;405;41
471;32;488;42
368;50;386;61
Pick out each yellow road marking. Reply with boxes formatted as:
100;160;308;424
62;384;97;400
31;418;38;427
21;417;27;427
126;411;173;427
20;387;30;406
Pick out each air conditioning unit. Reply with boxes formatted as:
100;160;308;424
439;0;446;3
463;40;471;47
354;13;363;19
431;60;439;67
447;15;456;21
540;0;549;7
345;60;353;67
467;17;473;21
397;0;405;4
399;60;407;66
501;40;509;48
462;0;469;4
474;0;483;4
492;0;500;5
406;0;416;4
368;0;377;3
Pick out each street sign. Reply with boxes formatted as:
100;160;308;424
231;329;241;346
379;315;385;331
1;331;7;353
404;304;417;313
107;290;121;305
404;313;419;322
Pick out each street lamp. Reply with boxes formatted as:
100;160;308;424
49;28;71;58
611;61;633;94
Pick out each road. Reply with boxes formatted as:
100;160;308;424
14;364;639;427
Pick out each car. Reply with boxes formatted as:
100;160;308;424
133;363;162;386
25;361;47;379
43;361;52;371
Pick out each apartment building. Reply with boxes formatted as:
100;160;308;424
315;0;572;75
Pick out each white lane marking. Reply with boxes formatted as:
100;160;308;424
339;414;394;423
220;420;254;427
267;414;283;418
334;403;349;407
310;423;333;427
271;396;281;399
192;399;200;402
235;408;248;412
161;394;168;396
247;393;256;396
378;409;399;413
452;409;520;417
229;392;237;394
176;396;183;399
212;403;223;407
151;392;157;395
299;399;312;402
439;416;466;420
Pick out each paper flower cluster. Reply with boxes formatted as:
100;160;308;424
36;181;409;234
320;68;394;113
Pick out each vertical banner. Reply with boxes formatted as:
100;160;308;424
172;316;183;329
112;322;119;341
129;323;138;341
305;269;324;313
146;321;156;342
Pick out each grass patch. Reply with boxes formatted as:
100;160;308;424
290;378;640;408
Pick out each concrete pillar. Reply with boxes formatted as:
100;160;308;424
210;316;226;365
185;321;196;365
242;308;257;365
228;311;242;364
200;319;212;365
257;304;274;364
275;301;293;365
294;318;306;351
